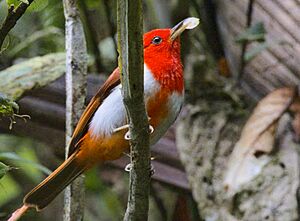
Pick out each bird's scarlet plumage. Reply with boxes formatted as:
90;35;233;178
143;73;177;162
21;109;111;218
9;20;199;217
144;29;183;92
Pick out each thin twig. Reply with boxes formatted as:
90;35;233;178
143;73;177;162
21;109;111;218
237;0;255;82
0;0;34;50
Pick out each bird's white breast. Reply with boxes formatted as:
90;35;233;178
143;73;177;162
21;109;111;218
89;65;161;137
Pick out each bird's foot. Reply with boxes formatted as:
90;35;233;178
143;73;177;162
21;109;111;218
124;161;155;177
124;125;154;140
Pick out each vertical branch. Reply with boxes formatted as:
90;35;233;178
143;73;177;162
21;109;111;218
238;0;255;81
62;0;87;221
117;1;151;221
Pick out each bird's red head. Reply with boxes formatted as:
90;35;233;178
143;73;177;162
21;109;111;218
143;18;199;93
143;29;181;60
143;29;183;93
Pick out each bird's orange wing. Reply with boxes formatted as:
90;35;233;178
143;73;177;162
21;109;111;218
68;68;121;156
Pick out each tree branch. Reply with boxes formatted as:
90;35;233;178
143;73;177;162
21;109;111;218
117;1;151;221
238;0;255;81
0;0;34;50
62;0;87;220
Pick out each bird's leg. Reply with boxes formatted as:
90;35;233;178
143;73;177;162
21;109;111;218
113;124;129;133
124;156;156;176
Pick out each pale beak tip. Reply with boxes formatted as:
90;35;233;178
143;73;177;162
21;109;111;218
170;17;200;41
182;17;200;30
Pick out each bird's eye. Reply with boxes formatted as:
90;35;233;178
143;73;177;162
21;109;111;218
152;36;162;45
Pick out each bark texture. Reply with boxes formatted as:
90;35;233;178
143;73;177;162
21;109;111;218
176;1;300;220
117;1;151;221
62;0;87;220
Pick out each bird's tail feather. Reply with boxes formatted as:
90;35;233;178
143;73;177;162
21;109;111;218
23;151;85;211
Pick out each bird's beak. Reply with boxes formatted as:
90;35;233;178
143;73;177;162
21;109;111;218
170;17;200;41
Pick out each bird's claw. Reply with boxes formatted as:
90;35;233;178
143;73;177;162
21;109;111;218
150;164;155;176
124;163;132;172
149;125;154;134
124;131;131;140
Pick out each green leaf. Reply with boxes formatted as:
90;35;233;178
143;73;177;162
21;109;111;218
0;161;11;180
0;173;21;206
6;0;19;6
244;42;270;61
27;0;48;11
0;152;52;175
236;22;266;43
85;0;101;9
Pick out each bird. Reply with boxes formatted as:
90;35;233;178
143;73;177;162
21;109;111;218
9;17;199;219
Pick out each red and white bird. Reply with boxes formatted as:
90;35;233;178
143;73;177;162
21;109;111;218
9;17;199;218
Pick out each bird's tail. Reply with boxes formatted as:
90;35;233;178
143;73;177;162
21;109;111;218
23;150;86;211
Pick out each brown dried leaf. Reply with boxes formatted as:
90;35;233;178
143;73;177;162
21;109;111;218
224;88;295;195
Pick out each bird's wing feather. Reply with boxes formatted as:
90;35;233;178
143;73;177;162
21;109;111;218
68;68;121;156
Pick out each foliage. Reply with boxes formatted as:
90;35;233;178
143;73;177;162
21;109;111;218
6;0;48;11
0;93;18;118
0;152;51;175
0;93;23;129
0;135;50;209
236;22;266;43
0;161;11;180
